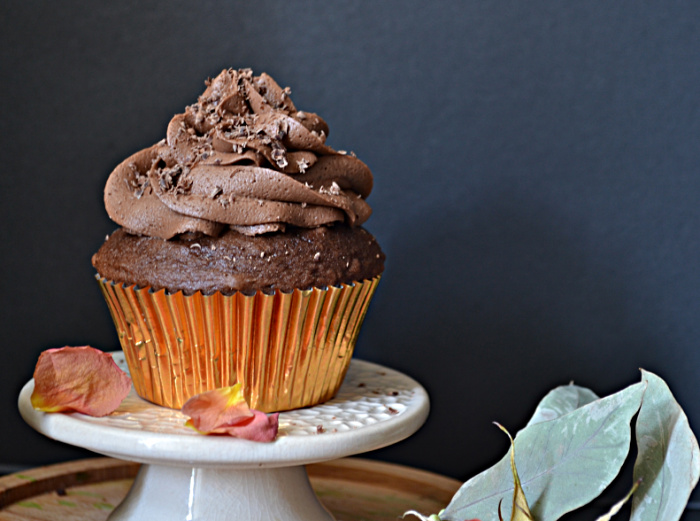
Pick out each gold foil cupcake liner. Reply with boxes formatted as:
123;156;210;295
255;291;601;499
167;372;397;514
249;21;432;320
96;276;380;412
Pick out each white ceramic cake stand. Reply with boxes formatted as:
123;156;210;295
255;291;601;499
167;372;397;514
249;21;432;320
19;354;429;521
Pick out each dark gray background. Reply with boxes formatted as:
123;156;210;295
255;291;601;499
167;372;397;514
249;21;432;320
2;1;700;517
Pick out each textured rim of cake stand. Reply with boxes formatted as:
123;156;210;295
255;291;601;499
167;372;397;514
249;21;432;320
18;357;429;521
19;357;429;468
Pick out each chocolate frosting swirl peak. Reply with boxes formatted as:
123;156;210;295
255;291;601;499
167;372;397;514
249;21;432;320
105;68;373;239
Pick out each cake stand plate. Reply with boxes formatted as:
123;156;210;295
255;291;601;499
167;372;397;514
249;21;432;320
19;356;429;521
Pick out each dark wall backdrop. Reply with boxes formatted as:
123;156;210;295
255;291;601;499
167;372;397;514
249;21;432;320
3;1;700;515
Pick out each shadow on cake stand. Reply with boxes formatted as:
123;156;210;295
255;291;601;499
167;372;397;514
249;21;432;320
19;354;430;521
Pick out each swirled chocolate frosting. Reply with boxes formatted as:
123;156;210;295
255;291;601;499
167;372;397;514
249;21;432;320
105;68;373;239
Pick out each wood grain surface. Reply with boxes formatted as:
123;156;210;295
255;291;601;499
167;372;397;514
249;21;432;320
0;457;461;521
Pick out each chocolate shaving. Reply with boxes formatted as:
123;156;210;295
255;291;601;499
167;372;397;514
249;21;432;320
271;145;288;168
297;158;310;173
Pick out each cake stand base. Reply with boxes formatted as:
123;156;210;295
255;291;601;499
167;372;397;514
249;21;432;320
19;357;429;521
112;464;331;521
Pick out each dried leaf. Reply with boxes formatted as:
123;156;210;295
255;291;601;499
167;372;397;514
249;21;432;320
441;381;646;521
595;479;641;521
403;512;477;521
402;510;438;521
31;346;131;417
524;384;598;428
495;423;534;521
630;370;700;521
182;384;253;432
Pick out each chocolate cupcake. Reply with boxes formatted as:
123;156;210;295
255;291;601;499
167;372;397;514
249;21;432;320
92;69;384;411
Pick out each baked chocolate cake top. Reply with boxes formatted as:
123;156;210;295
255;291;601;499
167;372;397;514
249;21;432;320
93;225;384;295
104;68;374;239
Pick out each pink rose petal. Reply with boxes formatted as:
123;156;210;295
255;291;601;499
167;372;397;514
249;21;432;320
213;410;279;442
182;384;254;433
182;385;279;442
31;346;131;417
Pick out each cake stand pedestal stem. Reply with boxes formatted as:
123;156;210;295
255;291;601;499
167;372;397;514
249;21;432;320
109;463;332;521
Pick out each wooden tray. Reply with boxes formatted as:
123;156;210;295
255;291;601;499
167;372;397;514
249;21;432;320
0;457;461;521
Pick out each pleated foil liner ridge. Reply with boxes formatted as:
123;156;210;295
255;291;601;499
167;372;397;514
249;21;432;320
96;276;380;412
